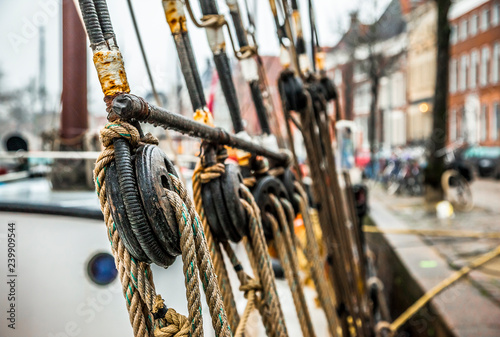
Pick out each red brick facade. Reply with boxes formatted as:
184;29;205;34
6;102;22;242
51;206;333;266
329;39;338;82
448;0;500;146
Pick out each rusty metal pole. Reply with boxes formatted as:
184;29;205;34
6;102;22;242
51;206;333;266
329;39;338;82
52;0;90;190
61;0;88;142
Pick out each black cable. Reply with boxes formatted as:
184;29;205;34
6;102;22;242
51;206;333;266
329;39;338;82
78;0;105;45
92;0;115;40
126;0;161;105
308;0;316;72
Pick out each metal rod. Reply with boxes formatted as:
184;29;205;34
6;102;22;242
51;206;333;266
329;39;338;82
197;0;245;133
162;0;206;111
111;94;289;164
226;0;271;134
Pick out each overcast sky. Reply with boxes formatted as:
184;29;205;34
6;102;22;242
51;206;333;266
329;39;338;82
0;0;389;115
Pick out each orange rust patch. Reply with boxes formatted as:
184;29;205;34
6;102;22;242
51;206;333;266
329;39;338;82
93;50;130;96
163;0;187;34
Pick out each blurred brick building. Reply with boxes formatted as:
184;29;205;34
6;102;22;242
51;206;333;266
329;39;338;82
448;0;500;146
326;0;408;150
406;0;437;143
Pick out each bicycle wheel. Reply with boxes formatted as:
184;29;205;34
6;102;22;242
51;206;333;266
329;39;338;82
441;169;473;211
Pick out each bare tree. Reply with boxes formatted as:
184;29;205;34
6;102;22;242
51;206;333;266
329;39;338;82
424;0;451;198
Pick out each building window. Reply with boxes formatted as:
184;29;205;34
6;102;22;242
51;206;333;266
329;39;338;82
481;46;490;86
450;24;458;44
450;59;458;93
493;3;500;26
470;14;479;36
460;19;468;40
481;105;488;141
492;102;499;140
450;109;457;141
470;50;479;88
460;54;468;91
481;8;490;31
459;107;466;138
334;68;342;86
493;42;500;84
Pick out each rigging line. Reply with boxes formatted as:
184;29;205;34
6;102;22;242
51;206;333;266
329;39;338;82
279;0;301;76
308;0;316;72
126;0;160;106
126;0;186;185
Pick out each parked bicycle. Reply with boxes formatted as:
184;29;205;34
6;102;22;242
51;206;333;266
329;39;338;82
436;142;474;211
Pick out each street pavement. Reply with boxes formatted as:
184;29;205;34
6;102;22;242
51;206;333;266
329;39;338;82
368;177;500;333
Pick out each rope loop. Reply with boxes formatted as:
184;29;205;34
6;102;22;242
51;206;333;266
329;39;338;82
201;14;227;28
239;278;261;298
99;120;141;148
375;321;393;337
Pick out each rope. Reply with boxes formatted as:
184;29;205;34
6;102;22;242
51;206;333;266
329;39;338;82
192;161;241;332
94;121;232;337
221;242;262;337
239;186;289;337
362;226;500;239
95;121;157;337
268;194;316;337
294;182;339;337
380;245;500;336
193;157;290;337
167;173;233;336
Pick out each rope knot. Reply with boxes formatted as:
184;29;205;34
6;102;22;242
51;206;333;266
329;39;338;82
152;295;169;320
154;308;191;337
99;121;141;148
194;162;226;184
239;278;261;299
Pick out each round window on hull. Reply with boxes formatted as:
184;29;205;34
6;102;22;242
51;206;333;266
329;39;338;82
87;252;118;286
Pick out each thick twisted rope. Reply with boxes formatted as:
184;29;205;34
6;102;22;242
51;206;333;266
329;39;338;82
193;159;290;337
95;121;232;337
221;242;262;337
94;121;160;337
294;183;339;337
239;187;289;337
166;173;233;337
268;194;316;337
192;162;241;332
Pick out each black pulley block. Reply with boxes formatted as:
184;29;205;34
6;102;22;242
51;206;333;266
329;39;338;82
252;176;290;239
202;180;227;240
207;177;234;241
202;163;247;243
279;70;308;112
106;162;150;262
319;75;338;102
109;142;176;268
306;81;327;115
135;144;182;259
220;163;247;242
277;168;300;214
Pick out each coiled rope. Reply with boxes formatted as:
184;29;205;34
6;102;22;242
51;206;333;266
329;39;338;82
94;121;232;337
